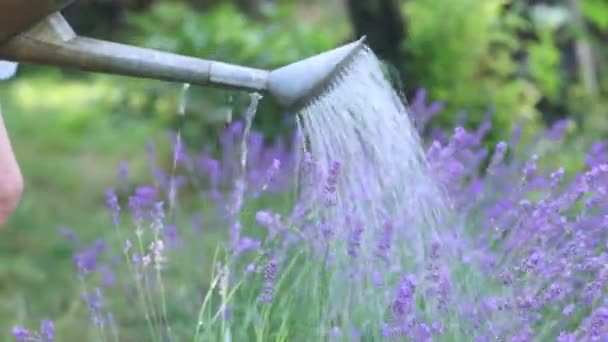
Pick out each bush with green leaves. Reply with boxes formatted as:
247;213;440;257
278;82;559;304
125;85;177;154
108;2;343;146
403;0;545;143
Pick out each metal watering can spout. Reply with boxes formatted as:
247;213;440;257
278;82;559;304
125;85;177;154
0;0;365;108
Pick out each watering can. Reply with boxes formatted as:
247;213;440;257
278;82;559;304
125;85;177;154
0;0;365;108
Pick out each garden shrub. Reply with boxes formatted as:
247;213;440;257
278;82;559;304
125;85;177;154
12;90;608;341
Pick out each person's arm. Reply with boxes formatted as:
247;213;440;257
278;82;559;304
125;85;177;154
0;108;23;226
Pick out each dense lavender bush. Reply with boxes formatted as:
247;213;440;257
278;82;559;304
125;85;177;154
12;90;608;341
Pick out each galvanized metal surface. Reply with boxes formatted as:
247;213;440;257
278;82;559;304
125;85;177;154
0;0;74;44
0;6;366;108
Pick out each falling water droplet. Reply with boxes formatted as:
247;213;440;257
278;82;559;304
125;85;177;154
169;83;190;214
228;92;262;248
178;83;191;116
297;47;448;262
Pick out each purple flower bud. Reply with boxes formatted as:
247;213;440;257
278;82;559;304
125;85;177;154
324;161;341;206
371;271;384;286
12;327;31;341
82;288;106;327
487;141;507;175
234;237;261;255
105;188;120;225
135;186;157;206
347;222;364;259
548;119;570;140
255;211;274;226
58;227;78;244
522;154;538;181
557;332;577;342
376;220;394;262
563;303;575;316
74;248;98;274
550;167;565;188
259;258;278;304
431;321;443;335
392;274;417;319
165;225;179;248
40;319;54;342
119;161;129;187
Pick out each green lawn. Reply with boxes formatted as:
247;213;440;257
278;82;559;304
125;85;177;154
0;73;171;340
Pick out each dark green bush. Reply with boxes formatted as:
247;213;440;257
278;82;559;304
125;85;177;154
109;2;342;146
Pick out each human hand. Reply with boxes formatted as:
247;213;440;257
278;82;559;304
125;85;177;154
0;106;23;227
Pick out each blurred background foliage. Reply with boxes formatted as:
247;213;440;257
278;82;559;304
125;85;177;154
7;0;608;145
1;0;608;338
18;0;606;146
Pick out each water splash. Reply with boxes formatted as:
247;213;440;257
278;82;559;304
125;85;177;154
169;83;191;213
297;46;448;261
229;92;262;248
157;82;192;341
179;83;191;116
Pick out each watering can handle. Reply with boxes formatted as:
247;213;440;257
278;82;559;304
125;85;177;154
0;0;75;44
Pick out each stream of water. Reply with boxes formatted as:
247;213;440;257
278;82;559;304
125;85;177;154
297;46;448;261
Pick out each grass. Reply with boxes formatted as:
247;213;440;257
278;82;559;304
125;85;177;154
0;68;603;341
0;71;296;341
0;72;173;340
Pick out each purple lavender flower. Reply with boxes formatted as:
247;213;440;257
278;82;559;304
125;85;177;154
58;226;78;244
522;154;538;183
165;225;180;248
320;223;334;239
548;119;570;140
34;94;608;341
376;220;394;262
255;210;283;240
392;274;417;319
134;186;158;206
588;307;608;339
563;304;576;316
371;270;384;286
347;221;364;259
82;288;107;327
323;161;341;207
487;141;507;175
234;236;261;255
550;167;565;189
40;320;54;342
73;246;99;274
128;196;144;223
259;257;278;304
11;327;31;341
255;210;274;226
557;332;577;342
99;264;116;287
105;188;120;225
119;161;129;188
410;88;444;132
411;322;432;341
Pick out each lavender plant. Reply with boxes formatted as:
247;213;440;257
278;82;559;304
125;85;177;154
12;90;608;341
